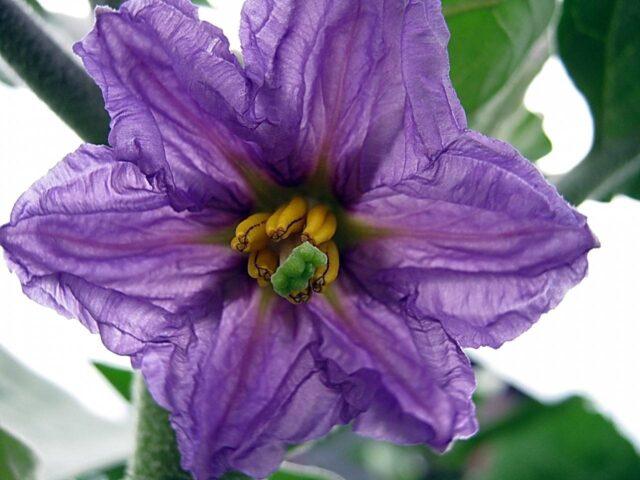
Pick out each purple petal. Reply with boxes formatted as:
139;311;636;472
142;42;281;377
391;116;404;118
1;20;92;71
307;279;477;449
240;0;464;193
75;0;259;211
347;131;599;348
145;288;350;479
0;144;240;356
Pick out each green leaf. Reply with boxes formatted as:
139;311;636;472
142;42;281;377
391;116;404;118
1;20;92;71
444;0;555;160
270;462;346;480
491;106;552;160
94;362;134;402
556;0;640;203
0;0;109;143
444;0;555;115
88;0;124;8
464;397;640;480
0;429;37;480
76;462;126;480
0;347;133;479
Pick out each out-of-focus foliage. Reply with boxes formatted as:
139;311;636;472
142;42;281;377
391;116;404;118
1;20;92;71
270;462;346;480
75;463;127;480
557;0;640;204
21;0;46;16
94;362;134;402
432;395;640;480
444;0;554;160
0;347;133;479
89;0;126;8
0;428;37;480
292;386;640;480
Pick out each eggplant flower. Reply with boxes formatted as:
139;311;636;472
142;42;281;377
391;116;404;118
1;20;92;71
0;0;598;478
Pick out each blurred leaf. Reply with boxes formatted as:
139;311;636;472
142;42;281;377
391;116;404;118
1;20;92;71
20;0;46;16
429;396;640;480
0;346;133;479
270;462;346;480
492;106;551;160
88;0;124;8
94;362;134;402
0;0;109;143
467;397;640;480
291;429;426;480
191;0;211;5
0;429;37;480
444;0;555;160
556;0;640;203
75;462;126;480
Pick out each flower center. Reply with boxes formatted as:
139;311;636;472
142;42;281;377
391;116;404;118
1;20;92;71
230;197;340;304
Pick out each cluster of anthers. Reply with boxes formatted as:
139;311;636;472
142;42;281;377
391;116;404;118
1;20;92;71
230;197;340;304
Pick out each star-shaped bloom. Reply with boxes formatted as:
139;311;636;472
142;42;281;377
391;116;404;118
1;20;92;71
0;0;598;478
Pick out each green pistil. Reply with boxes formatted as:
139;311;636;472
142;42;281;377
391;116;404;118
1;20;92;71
271;242;327;298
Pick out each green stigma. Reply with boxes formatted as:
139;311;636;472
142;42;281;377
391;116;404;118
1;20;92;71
271;242;327;298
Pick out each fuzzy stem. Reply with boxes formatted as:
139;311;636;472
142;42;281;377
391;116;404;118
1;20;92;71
0;0;109;143
126;375;192;480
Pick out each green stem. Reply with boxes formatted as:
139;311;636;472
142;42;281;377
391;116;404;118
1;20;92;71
0;0;109;143
126;375;192;480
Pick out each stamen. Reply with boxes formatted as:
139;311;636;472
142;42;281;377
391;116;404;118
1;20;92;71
266;196;308;242
301;204;337;245
248;248;278;287
311;241;340;293
270;242;327;299
232;199;340;303
230;213;270;253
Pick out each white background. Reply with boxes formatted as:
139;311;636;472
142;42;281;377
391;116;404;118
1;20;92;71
1;0;639;462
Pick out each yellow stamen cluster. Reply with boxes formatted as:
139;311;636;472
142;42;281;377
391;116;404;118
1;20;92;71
230;196;340;302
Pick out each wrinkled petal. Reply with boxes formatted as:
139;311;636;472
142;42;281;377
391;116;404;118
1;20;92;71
75;0;260;211
144;287;352;479
0;144;240;355
307;279;477;449
347;131;599;348
240;0;464;194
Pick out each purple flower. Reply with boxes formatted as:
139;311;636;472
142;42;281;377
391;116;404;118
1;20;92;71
0;0;597;478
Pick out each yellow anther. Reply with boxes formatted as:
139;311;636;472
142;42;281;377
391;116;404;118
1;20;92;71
301;206;337;245
311;241;340;293
248;248;278;287
265;204;287;238
266;196;308;242
230;212;270;253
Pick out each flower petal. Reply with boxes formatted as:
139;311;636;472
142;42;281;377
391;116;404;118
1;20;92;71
347;131;599;348
307;280;477;450
75;0;259;211
0;144;240;355
144;288;350;479
240;0;464;193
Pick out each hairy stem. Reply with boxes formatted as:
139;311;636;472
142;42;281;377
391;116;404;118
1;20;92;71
126;375;192;480
0;0;109;143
